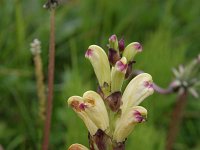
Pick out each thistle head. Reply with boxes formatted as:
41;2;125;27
171;54;200;98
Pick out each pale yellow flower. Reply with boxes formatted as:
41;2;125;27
123;42;142;62
68;143;88;150
113;106;147;142
68;91;109;135
85;45;111;88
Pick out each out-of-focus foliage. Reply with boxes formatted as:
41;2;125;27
0;0;200;149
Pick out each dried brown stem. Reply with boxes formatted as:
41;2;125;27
42;9;55;150
166;91;188;150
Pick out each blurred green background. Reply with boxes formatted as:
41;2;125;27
0;0;200;149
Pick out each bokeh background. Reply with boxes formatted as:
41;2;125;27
0;0;200;149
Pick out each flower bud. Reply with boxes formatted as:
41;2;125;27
118;38;125;52
108;48;120;66
125;61;136;79
85;45;111;88
123;42;142;62
111;57;128;92
68;143;89;150
30;39;41;55
113;106;147;142
120;73;154;114
109;34;119;51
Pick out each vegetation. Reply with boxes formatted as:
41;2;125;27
0;0;200;149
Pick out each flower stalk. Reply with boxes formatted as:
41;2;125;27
166;91;188;150
42;2;56;149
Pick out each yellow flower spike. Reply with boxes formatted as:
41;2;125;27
123;42;142;62
85;45;111;88
83;91;109;131
68;143;89;150
111;57;128;92
113;106;147;142
120;73;154;114
68;96;98;135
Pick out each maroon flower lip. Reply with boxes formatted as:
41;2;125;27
133;110;146;123
144;81;153;89
133;43;142;52
79;103;88;111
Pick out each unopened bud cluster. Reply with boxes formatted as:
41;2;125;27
67;35;154;150
30;39;41;55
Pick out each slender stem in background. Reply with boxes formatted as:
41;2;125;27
166;91;188;150
42;9;55;150
153;83;173;94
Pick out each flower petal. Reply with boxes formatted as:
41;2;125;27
68;96;98;135
83;91;109;131
85;45;111;88
68;143;89;150
123;42;142;62
120;73;154;114
111;57;128;92
113;106;147;142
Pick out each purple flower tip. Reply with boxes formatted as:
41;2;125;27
134;43;142;52
144;81;153;89
116;60;128;72
79;103;87;111
109;34;117;42
85;49;93;58
134;111;145;123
